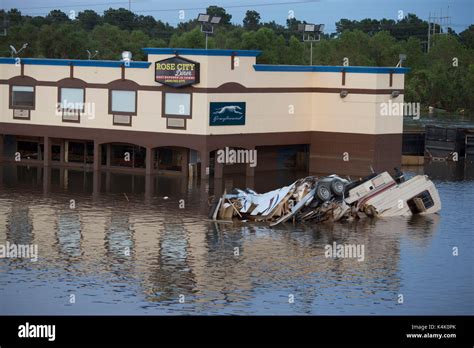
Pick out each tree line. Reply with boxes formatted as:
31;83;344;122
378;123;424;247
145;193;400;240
1;6;473;113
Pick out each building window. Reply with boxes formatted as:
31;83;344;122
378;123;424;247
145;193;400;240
11;85;35;109
59;87;84;123
166;117;186;129
59;87;85;111
163;92;192;118
113;114;132;126
110;90;136;115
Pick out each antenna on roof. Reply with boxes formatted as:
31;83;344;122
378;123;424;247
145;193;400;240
9;43;28;57
87;50;99;60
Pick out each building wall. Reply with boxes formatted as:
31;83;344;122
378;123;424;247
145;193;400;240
0;49;407;175
0;52;406;137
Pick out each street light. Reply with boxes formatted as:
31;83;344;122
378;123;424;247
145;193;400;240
197;14;210;23
298;23;324;65
197;13;222;49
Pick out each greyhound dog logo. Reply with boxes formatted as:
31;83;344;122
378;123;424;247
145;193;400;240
213;105;243;115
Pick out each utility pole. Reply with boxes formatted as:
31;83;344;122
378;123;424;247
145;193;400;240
427;7;451;52
427;12;431;53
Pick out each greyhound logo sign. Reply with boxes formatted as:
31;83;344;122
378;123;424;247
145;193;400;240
209;102;246;126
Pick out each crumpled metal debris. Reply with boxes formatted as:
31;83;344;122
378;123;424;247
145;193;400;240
209;170;441;225
209;174;354;225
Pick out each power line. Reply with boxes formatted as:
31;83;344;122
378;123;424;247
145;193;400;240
14;1;142;10
10;0;322;16
10;0;320;12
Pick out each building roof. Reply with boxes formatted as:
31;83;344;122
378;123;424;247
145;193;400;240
0;49;410;74
142;48;262;57
253;64;410;74
0;57;151;68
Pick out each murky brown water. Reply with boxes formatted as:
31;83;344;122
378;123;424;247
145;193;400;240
0;162;473;315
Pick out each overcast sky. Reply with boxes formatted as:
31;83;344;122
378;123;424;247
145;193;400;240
2;0;473;33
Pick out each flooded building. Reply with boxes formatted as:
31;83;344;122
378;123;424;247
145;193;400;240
0;48;409;177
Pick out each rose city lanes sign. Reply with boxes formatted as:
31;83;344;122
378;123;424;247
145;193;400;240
155;56;200;88
209;102;246;126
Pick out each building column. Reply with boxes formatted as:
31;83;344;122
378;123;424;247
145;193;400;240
246;164;255;177
59;139;65;164
200;150;209;180
93;140;101;171
145;147;153;175
64;140;69;163
181;148;189;177
106;144;111;168
43;136;50;167
245;146;255;177
0;135;4;163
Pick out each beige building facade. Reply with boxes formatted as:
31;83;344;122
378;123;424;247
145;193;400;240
0;48;409;177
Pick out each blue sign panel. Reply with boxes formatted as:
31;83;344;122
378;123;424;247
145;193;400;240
209;102;246;126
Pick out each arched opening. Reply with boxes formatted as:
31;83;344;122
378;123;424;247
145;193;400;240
100;142;146;170
209;146;257;177
152;146;191;176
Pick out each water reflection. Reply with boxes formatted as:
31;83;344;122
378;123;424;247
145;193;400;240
0;163;469;315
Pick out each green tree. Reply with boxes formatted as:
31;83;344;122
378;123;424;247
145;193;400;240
243;10;261;31
459;25;474;49
37;23;89;59
206;6;232;26
45;10;69;24
103;8;135;31
169;27;205;49
78;10;101;31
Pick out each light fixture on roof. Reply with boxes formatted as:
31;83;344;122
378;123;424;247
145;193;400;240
298;22;324;65
210;16;222;24
197;14;222;49
197;13;211;23
396;53;407;67
122;51;132;62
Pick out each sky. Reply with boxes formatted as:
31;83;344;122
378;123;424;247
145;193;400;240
2;0;473;33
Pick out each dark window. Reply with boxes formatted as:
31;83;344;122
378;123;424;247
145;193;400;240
407;190;435;213
11;86;34;108
17;140;39;160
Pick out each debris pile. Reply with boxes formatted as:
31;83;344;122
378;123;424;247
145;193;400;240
209;170;441;225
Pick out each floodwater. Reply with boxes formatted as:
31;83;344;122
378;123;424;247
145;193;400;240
0;162;473;315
